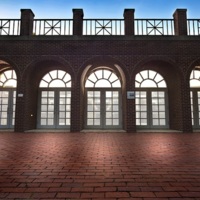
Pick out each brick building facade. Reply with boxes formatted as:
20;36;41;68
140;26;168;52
0;8;200;132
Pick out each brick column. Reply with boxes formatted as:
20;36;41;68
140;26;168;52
14;81;26;132
126;80;136;133
70;84;82;132
173;9;187;36
73;9;84;36
20;9;35;36
124;9;135;35
181;80;193;132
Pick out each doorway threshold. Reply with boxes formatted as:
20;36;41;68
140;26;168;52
137;129;182;133
25;129;70;133
0;129;14;132
81;129;126;133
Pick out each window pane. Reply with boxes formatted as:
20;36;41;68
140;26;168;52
85;69;120;88
136;70;166;88
49;80;65;88
4;79;17;88
43;73;52;82
103;70;111;79
140;71;148;79
49;70;57;79
141;80;157;88
58;71;66;79
113;119;119;125
95;79;111;88
40;70;71;88
95;70;103;79
63;74;71;83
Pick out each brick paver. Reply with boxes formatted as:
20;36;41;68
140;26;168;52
0;132;200;199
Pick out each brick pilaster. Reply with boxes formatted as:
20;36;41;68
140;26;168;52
73;9;84;36
173;9;187;36
124;9;135;35
181;80;193;132
14;81;26;132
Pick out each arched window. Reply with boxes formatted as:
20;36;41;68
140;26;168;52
84;68;122;129
135;70;168;128
39;70;71;88
85;69;121;88
190;69;200;87
0;70;17;88
0;70;16;128
190;69;200;128
38;70;71;128
135;70;166;88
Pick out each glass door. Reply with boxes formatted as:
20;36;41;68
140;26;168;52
190;90;200;128
105;91;120;127
39;90;55;128
151;91;167;127
135;90;168;129
58;91;71;127
135;91;147;126
38;70;71;129
38;90;71;129
0;90;16;128
85;89;121;129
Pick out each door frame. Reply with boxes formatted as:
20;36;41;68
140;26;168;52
37;88;71;129
0;88;16;129
84;88;122;130
135;88;169;129
190;89;200;129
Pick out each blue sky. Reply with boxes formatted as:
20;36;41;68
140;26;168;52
0;0;199;19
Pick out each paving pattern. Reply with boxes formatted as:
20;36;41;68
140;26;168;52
0;132;200;199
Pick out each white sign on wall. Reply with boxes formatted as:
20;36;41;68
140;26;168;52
127;91;135;99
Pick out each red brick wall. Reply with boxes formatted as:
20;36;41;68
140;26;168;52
0;8;199;132
0;35;199;132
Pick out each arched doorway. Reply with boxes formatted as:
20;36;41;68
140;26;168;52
135;70;169;129
0;70;17;129
37;70;71;129
84;68;122;129
190;68;200;129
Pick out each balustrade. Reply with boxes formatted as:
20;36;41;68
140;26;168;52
0;9;198;36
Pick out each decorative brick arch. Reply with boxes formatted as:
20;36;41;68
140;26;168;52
187;57;200;81
132;57;179;82
76;56;128;131
0;58;20;81
132;57;184;131
22;57;74;131
78;56;128;92
24;56;74;88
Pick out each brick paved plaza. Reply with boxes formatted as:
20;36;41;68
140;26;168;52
0;132;200;199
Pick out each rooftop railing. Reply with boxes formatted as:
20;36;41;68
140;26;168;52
134;19;175;35
0;19;20;35
0;9;199;37
83;19;124;35
33;19;73;35
187;19;200;36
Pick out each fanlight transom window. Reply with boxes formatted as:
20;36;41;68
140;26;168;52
190;69;200;88
39;70;71;88
0;70;17;88
135;70;166;88
85;69;121;88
